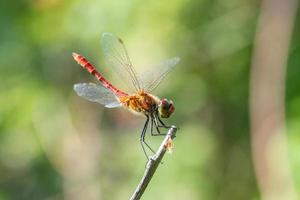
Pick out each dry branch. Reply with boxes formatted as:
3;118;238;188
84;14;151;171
129;126;177;200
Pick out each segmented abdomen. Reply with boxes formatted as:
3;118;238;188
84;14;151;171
72;53;128;97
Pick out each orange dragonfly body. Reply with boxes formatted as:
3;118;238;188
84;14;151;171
73;33;180;157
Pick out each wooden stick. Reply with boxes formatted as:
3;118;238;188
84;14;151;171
129;126;177;200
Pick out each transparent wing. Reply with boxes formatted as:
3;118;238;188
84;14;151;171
141;57;180;92
74;83;121;108
101;33;142;93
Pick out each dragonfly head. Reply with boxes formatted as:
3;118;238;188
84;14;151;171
158;98;175;118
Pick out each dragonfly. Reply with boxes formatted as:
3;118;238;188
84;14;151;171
72;33;180;158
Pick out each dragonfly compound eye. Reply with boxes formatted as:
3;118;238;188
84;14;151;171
158;99;175;118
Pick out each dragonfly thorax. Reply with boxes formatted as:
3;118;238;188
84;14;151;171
119;91;160;116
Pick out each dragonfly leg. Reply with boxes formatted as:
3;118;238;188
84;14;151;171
153;115;161;134
157;114;172;128
150;116;162;136
140;116;155;159
150;117;154;136
156;115;178;138
150;114;168;136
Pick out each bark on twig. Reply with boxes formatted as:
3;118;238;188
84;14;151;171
129;126;177;200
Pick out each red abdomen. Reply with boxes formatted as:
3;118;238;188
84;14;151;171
72;53;127;97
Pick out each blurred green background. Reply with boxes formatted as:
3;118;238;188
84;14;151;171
0;0;299;199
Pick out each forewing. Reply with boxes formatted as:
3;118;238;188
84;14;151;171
101;33;142;92
74;83;121;108
142;57;180;92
